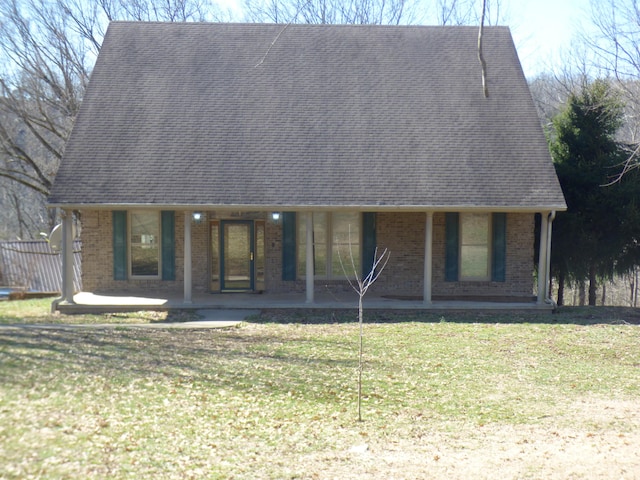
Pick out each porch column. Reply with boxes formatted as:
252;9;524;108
423;211;433;305
184;211;192;304
306;212;314;303
545;212;556;303
61;209;74;304
537;212;549;304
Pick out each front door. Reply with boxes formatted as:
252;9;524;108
220;220;254;291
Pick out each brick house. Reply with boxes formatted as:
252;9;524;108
49;22;566;309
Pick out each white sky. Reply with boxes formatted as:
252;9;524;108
508;0;592;78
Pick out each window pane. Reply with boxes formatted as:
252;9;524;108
298;213;328;277
332;212;360;244
297;213;307;276
131;245;160;276
332;212;360;276
210;222;220;290
256;221;265;290
333;244;360;276
461;245;489;278
298;212;361;279
314;244;328;276
460;213;489;279
461;213;489;245
131;212;159;276
313;212;328;276
223;222;251;290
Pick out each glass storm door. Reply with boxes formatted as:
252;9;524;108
220;221;254;291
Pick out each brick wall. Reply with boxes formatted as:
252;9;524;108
372;212;535;299
81;209;185;293
82;210;284;294
80;209;536;299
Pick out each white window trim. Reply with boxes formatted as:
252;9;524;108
297;212;362;280
459;212;492;282
129;210;162;279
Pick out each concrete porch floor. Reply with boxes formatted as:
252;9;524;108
55;290;555;314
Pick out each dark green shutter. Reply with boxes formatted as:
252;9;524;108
491;213;506;282
161;211;176;281
113;211;127;280
282;212;296;281
361;212;376;279
445;212;459;282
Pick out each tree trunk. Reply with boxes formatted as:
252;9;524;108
601;282;606;306
579;281;586;306
588;266;597;306
357;295;363;422
557;271;565;306
633;268;639;308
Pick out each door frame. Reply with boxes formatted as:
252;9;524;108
219;220;255;292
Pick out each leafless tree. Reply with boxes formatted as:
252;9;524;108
0;0;219;239
338;230;389;422
244;0;506;26
588;0;640;81
581;0;640;178
436;0;503;26
244;0;416;25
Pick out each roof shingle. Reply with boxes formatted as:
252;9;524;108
49;22;566;211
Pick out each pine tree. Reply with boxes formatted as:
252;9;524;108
550;79;640;305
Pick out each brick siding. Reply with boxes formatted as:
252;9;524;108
80;209;536;299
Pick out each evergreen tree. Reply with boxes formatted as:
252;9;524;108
549;79;640;306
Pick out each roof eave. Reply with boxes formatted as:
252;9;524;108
48;202;568;212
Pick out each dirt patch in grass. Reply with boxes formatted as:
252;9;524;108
295;398;640;479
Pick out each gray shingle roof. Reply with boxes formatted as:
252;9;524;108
49;22;566;211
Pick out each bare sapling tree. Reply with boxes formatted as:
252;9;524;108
337;228;389;422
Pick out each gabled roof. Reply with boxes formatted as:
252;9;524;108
49;22;566;211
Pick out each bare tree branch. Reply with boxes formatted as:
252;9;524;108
477;0;489;98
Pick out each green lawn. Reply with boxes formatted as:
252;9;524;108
1;301;639;479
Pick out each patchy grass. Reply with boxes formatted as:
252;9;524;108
0;307;639;478
0;298;199;325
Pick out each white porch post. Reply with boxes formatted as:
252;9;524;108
537;212;549;304
306;212;314;304
184;211;192;304
545;211;556;303
423;211;433;305
61;209;75;304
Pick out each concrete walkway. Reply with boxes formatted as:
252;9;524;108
0;309;259;330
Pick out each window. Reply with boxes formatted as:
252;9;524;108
297;212;361;278
130;211;160;277
460;213;490;280
445;212;506;282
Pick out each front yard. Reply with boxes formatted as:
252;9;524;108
0;302;639;479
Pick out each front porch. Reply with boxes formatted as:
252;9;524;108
54;290;555;315
56;210;558;316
